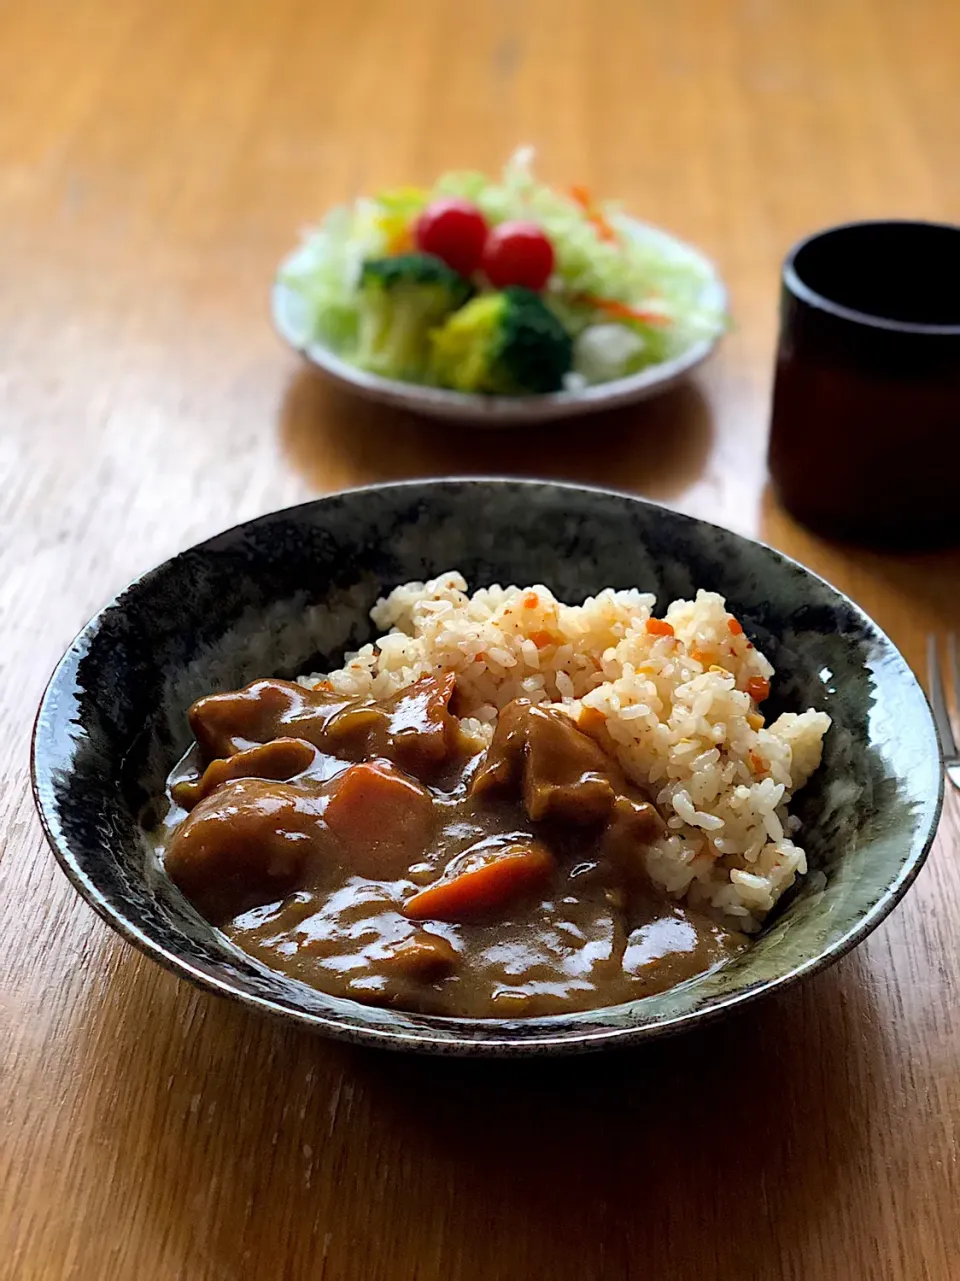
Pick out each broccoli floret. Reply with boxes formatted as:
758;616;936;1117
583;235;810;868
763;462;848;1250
429;287;573;395
355;253;473;381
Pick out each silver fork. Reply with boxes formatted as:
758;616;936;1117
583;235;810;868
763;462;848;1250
927;633;960;790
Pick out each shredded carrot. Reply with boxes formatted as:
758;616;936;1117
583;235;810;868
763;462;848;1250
645;618;675;637
749;750;768;775
474;653;486;663
577;293;671;326
523;591;539;609
727;617;744;636
569;185;618;241
588;213;617;242
746;676;771;703
689;648;709;665
530;630;555;649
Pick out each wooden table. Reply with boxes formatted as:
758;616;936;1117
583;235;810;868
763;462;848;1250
3;1;959;1276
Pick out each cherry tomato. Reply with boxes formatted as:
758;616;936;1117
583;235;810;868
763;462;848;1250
414;198;489;277
481;221;555;291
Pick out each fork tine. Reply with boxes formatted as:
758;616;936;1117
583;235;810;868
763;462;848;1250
927;634;957;756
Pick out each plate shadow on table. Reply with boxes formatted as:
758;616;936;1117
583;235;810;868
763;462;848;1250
278;367;714;499
83;951;882;1281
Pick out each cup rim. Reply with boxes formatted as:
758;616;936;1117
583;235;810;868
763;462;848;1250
783;219;960;337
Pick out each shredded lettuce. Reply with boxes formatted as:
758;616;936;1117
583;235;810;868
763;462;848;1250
278;148;726;388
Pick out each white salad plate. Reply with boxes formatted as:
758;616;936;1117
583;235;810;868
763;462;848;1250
271;215;727;427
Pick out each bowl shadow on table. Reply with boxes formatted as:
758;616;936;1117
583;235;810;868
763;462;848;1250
760;485;960;668
279;367;714;498
86;952;881;1281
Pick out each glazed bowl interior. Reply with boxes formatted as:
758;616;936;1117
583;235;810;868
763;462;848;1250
32;480;942;1055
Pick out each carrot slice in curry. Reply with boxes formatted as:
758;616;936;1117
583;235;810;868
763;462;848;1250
402;841;554;922
324;760;435;879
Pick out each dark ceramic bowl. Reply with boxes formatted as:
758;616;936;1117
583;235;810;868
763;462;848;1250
32;480;942;1056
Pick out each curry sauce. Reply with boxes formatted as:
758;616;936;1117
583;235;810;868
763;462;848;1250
156;675;746;1017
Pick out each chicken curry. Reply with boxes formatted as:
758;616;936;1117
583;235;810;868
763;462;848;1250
157;674;745;1017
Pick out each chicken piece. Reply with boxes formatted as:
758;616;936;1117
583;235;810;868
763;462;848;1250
521;704;618;823
382;672;458;776
188;679;347;761
602;794;665;884
187;674;459;779
164;778;329;923
472;699;616;823
171;737;319;810
469;699;528;795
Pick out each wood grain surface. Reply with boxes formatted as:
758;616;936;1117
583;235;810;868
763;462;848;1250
3;1;959;1277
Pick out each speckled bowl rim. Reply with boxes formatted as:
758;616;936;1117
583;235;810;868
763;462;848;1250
31;480;944;1055
784;219;960;336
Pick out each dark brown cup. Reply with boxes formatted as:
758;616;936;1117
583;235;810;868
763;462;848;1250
768;220;960;546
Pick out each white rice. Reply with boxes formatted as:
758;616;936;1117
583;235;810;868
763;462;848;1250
303;571;830;931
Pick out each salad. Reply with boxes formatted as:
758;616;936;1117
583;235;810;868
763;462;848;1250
279;148;726;397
